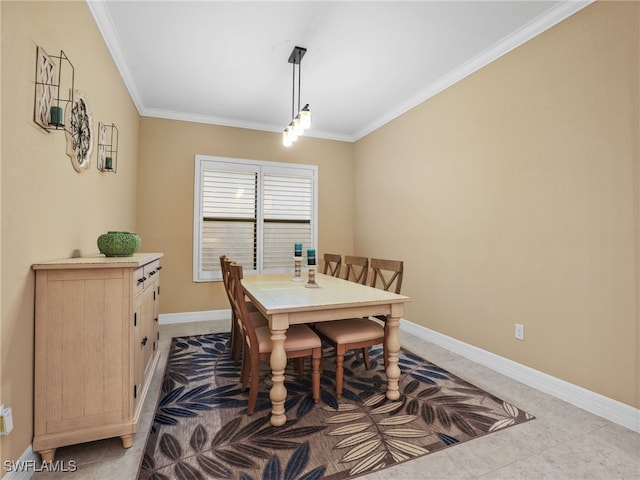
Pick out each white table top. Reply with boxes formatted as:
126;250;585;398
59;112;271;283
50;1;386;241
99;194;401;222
241;272;409;315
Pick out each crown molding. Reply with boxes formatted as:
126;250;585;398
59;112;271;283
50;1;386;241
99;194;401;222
140;108;354;143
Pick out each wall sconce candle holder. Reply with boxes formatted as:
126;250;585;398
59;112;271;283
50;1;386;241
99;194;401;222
34;47;74;131
97;123;118;173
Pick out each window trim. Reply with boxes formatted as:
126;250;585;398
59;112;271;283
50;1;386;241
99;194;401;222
193;155;318;282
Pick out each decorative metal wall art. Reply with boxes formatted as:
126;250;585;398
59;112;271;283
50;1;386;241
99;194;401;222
64;91;93;173
97;122;118;173
34;47;74;131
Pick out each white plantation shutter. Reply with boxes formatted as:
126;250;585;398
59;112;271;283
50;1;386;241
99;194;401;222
200;168;257;274
263;172;314;269
194;156;317;281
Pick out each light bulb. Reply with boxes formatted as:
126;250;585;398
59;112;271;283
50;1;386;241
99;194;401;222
300;105;311;130
288;122;298;142
282;129;292;147
293;115;305;136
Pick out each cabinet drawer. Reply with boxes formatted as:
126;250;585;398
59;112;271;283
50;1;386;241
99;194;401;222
134;260;161;297
134;266;145;296
144;259;161;281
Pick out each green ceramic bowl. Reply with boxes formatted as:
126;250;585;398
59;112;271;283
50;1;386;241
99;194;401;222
97;231;141;257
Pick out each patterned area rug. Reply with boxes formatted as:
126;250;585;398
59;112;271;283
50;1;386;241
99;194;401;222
138;332;534;480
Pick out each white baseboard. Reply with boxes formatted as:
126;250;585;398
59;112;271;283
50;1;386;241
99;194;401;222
157;309;639;433
3;444;38;479
401;319;640;434
158;309;230;325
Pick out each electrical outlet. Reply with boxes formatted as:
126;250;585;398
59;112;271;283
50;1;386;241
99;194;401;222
514;323;525;341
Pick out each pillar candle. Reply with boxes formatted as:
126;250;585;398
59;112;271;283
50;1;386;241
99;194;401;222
307;249;316;265
49;106;63;127
294;243;302;257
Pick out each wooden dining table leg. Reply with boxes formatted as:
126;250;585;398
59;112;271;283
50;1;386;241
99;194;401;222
269;316;289;426
385;304;403;401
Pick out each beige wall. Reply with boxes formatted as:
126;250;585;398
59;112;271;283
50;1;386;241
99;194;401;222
1;0;140;467
354;1;639;409
137;117;354;314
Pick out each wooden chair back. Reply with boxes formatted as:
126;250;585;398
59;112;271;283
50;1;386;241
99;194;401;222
220;255;231;296
322;253;342;277
344;255;369;285
227;263;259;356
222;256;245;361
370;258;404;294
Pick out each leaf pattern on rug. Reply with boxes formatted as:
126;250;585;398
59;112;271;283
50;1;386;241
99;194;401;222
317;345;531;476
149;415;327;479
153;335;321;429
138;333;534;480
325;403;429;475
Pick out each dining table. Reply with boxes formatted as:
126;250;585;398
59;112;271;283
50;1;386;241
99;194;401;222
241;271;410;426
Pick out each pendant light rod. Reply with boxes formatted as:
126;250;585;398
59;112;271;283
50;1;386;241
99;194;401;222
291;55;296;119
297;56;301;114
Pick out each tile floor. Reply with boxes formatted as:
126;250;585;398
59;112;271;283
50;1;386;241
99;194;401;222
31;320;639;480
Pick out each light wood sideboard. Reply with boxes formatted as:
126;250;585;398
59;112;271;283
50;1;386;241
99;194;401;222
32;253;163;462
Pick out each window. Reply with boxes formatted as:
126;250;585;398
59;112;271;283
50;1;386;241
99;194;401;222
193;155;318;281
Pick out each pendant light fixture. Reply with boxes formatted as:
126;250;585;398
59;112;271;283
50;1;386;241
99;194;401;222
283;46;311;147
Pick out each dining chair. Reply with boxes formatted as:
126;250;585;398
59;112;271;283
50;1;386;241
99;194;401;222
313;318;384;399
313;257;404;398
343;255;369;284
348;257;405;360
227;263;322;415
322;253;342;278
220;256;266;365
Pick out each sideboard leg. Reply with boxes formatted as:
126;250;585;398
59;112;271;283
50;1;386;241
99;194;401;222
38;448;56;463
120;434;134;449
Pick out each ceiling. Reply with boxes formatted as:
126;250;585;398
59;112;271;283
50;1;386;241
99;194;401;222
88;1;591;143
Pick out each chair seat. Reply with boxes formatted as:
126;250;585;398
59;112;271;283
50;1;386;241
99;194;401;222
314;318;384;344
255;325;321;353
